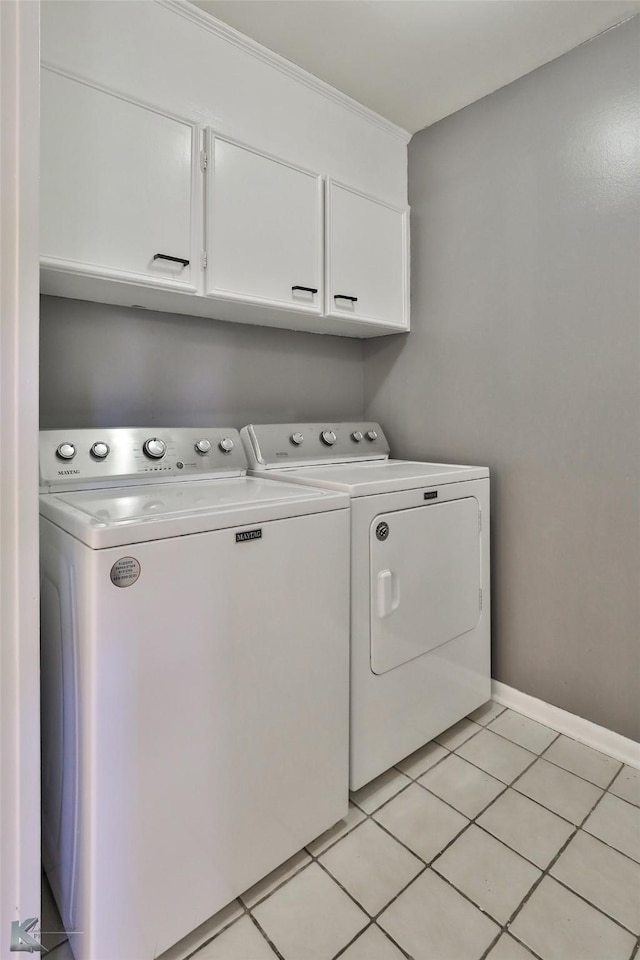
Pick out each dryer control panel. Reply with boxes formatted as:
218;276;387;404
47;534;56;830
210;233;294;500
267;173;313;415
242;422;390;468
40;427;248;491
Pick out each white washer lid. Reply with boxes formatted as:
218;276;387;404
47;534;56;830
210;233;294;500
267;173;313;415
248;459;489;497
40;476;349;548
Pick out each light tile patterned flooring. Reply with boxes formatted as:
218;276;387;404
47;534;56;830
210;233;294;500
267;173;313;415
45;702;640;960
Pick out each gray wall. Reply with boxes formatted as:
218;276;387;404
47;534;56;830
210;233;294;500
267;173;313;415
40;296;364;429
364;18;640;739
40;18;639;740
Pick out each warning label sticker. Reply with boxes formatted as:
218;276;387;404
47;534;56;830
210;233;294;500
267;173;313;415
110;557;141;588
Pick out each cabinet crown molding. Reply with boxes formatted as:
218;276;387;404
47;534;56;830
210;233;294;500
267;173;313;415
158;0;412;144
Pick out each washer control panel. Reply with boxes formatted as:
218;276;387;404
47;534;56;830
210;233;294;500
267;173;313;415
40;427;247;490
242;422;390;468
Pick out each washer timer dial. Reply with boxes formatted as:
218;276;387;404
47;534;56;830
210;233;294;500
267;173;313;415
90;442;110;460
320;430;337;446
219;437;235;454
56;442;76;461
143;438;166;460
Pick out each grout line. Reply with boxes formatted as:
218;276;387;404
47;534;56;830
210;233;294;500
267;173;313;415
475;836;583;956
485;721;562;755
500;931;547;960
415;758;511;813
372;924;414;960
333;718;636;953
607;783;640;809
343;789;516;934
181;919;244;960
180;901;253;959
470;720;560;764
359;721;638;955
606;763;640;806
324;715;613;955
324;853;426;926
428;723;555;821
331;920;413;960
312;801;494;932
527;751;624;790
330;921;375;960
478;928;546;960
470;702;508;726
309;821;427;960
370;809;458;871
446;724;614;832
601;785;640;814
547;871;640;938
246;912;286;960
392;742;453;780
349;774;415;817
313;855;384;917
305;804;374;857
357;714;496;806
186;709;638;960
238;855;314;912
442;726;546;788
496;777;626;941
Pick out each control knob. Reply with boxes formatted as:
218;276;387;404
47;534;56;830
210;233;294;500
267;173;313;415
90;442;110;460
290;432;304;446
56;442;76;461
143;438;166;460
366;429;378;442
195;439;211;455
219;437;234;454
320;430;337;446
351;431;364;443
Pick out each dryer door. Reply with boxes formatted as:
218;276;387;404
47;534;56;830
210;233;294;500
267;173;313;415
370;497;481;675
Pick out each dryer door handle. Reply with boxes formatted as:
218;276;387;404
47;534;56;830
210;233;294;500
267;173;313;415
377;569;400;618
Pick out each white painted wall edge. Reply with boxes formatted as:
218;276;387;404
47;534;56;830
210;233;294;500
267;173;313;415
0;1;41;955
492;681;640;770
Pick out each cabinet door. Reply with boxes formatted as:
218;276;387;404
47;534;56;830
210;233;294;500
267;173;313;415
206;134;323;313
40;69;200;291
326;181;409;329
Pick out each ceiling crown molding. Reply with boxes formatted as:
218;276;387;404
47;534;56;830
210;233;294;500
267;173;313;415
157;0;412;143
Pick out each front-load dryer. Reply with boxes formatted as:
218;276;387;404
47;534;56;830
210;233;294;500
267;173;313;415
241;422;490;791
39;427;350;960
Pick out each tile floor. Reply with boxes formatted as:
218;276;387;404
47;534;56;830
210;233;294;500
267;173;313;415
44;702;640;960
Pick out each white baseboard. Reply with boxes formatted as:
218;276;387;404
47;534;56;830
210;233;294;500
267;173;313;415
491;681;640;771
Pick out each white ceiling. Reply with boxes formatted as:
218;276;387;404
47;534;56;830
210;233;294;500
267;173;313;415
192;0;640;133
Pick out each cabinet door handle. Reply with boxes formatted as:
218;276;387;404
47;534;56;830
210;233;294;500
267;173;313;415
334;294;358;303
153;253;190;267
291;285;318;294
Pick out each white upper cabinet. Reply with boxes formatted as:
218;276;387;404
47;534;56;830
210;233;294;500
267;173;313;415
40;69;200;292
40;2;410;336
326;181;409;330
205;135;323;314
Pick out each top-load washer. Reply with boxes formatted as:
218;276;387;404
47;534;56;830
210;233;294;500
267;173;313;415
241;422;490;791
39;426;350;960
